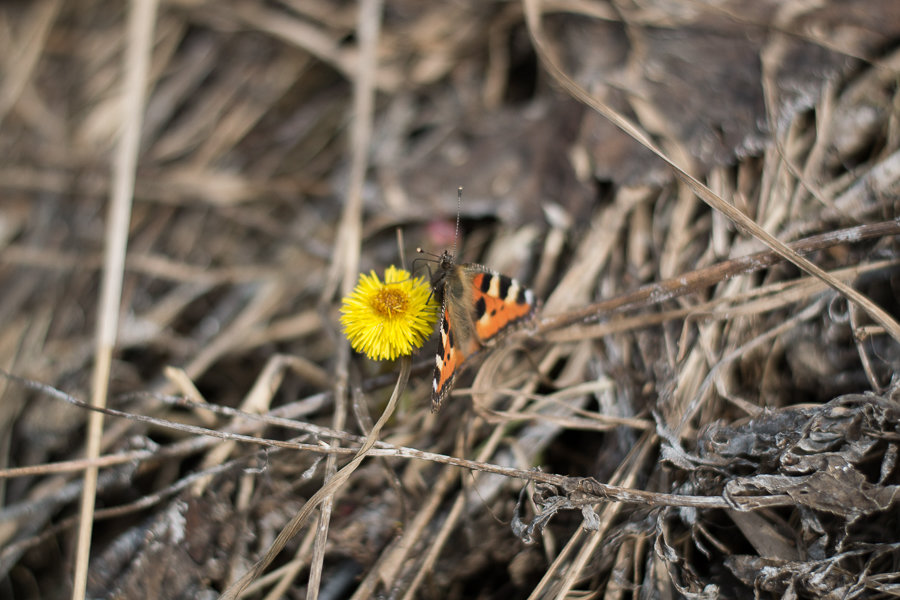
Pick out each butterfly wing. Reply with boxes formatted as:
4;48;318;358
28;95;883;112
431;264;536;412
467;270;536;344
432;296;463;412
431;265;479;412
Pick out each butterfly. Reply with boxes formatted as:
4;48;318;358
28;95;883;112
428;248;537;412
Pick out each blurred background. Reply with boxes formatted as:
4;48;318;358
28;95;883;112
2;1;900;598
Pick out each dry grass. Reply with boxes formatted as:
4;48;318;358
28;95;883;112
1;1;900;598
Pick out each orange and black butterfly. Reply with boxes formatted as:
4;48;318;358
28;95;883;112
425;191;537;412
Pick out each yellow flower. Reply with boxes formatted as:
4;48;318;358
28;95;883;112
340;266;438;361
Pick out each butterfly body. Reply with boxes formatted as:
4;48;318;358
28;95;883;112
431;249;537;412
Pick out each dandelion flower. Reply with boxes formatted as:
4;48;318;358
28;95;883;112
340;266;438;361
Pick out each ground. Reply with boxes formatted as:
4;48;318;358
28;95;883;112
1;1;899;598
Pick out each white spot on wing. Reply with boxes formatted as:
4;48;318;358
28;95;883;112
487;276;500;297
507;280;521;302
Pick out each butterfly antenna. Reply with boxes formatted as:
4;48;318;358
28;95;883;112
453;186;462;258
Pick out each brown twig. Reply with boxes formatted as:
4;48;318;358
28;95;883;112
535;219;900;335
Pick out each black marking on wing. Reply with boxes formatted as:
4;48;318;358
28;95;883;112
497;276;511;300
473;296;487;320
